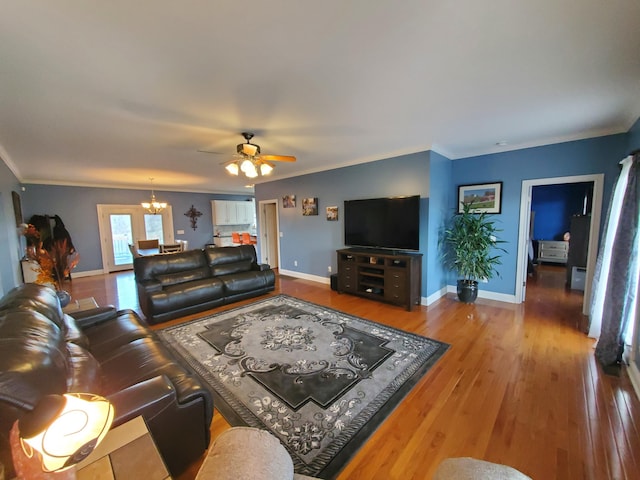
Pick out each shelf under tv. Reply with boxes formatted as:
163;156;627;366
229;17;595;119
336;248;423;311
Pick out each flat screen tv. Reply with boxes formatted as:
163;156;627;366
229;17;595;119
344;195;420;251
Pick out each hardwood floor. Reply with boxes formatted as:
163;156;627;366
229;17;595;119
67;265;640;479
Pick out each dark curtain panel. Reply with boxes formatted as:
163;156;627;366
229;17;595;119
594;154;639;368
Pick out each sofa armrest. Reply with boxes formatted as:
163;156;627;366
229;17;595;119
252;263;271;271
70;306;118;328
107;375;177;426
139;279;163;293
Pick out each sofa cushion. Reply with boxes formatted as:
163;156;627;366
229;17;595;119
211;260;252;277
156;266;210;287
66;342;102;393
0;309;68;407
222;270;275;294
62;313;90;348
134;249;208;283
149;278;225;315
0;283;66;332
205;245;256;277
82;309;153;358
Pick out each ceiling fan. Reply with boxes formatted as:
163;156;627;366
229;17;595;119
201;132;296;178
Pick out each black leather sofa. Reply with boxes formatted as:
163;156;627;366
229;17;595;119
0;283;213;478
134;245;275;324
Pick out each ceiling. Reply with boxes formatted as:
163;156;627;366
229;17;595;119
1;1;639;194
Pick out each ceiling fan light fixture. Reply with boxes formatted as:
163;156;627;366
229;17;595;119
225;162;240;175
260;161;273;176
245;163;258;178
240;158;255;173
240;143;259;156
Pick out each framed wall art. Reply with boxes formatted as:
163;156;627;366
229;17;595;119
283;195;296;208
302;197;318;216
326;206;338;221
458;181;503;214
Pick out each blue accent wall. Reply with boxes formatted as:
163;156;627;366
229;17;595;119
451;134;627;295
21;184;253;273
629;117;640;152
255;152;429;282
425;151;452;296
531;182;592;240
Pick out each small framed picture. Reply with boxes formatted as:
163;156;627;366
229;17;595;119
283;195;296;208
458;181;503;214
302;197;318;216
326;206;338;221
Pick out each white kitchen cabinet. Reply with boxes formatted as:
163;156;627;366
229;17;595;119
211;200;256;226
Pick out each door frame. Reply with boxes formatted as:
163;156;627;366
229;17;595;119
97;204;174;273
515;174;603;314
258;199;280;269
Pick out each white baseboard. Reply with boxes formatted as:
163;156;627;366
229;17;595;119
278;269;331;285
446;285;517;304
425;287;448;306
629;362;640;402
72;269;106;278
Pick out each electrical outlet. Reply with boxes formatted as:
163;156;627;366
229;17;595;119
279;231;283;237
328;266;332;273
294;260;298;267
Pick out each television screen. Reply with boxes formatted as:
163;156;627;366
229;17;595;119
344;195;420;251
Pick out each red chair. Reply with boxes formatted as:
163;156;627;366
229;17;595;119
231;232;242;245
241;233;257;245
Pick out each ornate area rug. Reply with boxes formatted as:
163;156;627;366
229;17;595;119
158;295;449;478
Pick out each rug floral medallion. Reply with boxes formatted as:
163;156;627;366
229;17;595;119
159;295;449;478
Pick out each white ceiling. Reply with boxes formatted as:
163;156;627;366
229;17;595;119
1;1;639;194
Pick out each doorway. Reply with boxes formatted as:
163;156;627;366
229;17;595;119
515;174;603;314
97;204;174;273
258;200;280;269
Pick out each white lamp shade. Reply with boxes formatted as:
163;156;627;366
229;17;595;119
20;393;115;472
259;162;273;176
245;163;258;178
240;158;254;173
225;162;239;175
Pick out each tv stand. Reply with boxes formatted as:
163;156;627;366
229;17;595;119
336;248;422;311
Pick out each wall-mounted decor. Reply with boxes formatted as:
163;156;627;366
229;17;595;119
12;191;23;226
283;195;296;208
326;206;338;221
184;204;203;230
302;197;318;216
458;181;503;214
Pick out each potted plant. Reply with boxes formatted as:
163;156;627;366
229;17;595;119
442;202;506;303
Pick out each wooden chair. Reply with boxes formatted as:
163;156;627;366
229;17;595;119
241;232;257;245
231;232;242;245
160;243;182;253
128;244;142;258
138;239;159;249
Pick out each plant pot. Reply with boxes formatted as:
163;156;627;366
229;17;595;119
56;290;71;308
456;279;478;303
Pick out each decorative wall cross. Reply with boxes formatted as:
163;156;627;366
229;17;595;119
184;204;203;230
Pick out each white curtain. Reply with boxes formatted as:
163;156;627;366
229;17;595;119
589;154;639;366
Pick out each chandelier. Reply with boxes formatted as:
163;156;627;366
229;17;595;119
141;177;167;214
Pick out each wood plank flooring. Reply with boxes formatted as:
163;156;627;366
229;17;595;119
66;265;640;479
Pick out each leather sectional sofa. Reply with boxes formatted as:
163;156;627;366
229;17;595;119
0;283;213;478
134;245;275;324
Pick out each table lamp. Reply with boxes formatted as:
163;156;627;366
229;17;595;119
18;393;114;473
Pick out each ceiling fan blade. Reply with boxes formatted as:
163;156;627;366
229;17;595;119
260;154;296;162
197;149;226;154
